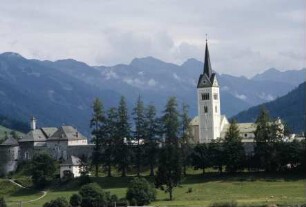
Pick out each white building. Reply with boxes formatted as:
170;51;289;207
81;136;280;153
192;41;285;143
60;155;83;179
196;40;224;143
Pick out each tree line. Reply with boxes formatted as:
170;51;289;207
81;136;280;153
90;96;305;200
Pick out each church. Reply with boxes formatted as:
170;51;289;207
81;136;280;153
190;40;283;143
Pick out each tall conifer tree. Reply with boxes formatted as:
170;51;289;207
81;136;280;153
144;104;160;176
132;96;146;176
90;98;106;177
115;96;131;177
223;119;245;172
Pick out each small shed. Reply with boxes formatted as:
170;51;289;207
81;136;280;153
59;155;83;179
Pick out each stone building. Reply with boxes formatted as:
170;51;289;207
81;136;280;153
0;137;19;175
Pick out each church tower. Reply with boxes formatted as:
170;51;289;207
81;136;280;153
197;40;221;143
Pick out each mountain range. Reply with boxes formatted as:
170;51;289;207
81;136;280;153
0;52;305;135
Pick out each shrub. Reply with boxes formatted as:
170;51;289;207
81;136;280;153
79;182;117;207
43;197;69;207
126;177;156;205
70;194;82;207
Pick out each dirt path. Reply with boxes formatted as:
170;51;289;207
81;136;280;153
8;179;26;189
8;179;48;204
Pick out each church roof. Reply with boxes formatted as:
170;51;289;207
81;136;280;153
197;41;217;88
0;137;19;146
203;41;212;78
48;126;87;141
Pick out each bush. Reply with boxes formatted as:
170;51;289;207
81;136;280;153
209;201;238;207
70;194;82;207
0;197;7;207
43;197;69;207
31;153;56;189
126;177;156;205
79;182;117;207
116;198;129;207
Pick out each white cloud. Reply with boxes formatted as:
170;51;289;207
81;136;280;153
0;0;304;77
234;94;247;101
148;78;157;87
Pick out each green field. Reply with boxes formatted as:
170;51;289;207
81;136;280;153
1;172;305;207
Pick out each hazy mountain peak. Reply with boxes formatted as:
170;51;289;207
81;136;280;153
130;56;162;65
55;59;91;68
181;58;202;67
0;52;24;59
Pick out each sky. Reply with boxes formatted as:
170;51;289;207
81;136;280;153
0;0;305;77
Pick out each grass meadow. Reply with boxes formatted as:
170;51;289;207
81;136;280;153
1;170;305;207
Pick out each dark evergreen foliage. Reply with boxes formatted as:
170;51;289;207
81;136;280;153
208;138;225;173
144;104;160;176
90;98;106;177
31;153;56;189
162;97;180;145
191;144;210;175
223;119;245;172
115;96;131;177
132;96;146;176
155;144;182;201
179;103;193;176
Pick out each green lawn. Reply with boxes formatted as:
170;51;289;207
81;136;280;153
1;173;305;207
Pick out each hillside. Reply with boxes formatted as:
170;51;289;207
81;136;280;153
0;52;122;135
233;82;306;133
0;52;304;135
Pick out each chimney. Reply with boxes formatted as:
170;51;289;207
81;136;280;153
30;116;36;130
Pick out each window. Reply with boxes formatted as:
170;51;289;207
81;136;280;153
214;93;218;100
201;93;210;100
215;106;218;113
204;106;208;113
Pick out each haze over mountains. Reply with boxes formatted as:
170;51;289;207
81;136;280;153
234;82;305;134
0;52;305;135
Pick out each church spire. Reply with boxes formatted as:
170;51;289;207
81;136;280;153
203;38;212;78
